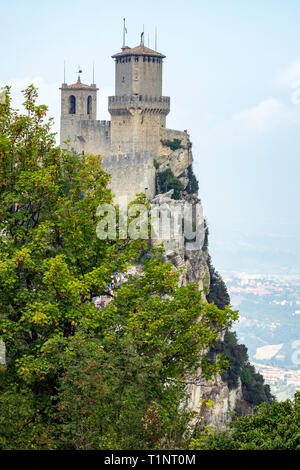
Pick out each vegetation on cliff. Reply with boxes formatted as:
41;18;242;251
206;255;231;309
186;165;199;195
206;254;274;410
155;168;184;200
0;87;238;450
190;392;300;450
162;138;182;151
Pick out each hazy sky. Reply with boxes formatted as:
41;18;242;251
1;0;300;274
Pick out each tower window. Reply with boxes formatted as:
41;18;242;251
135;56;139;62
87;96;92;114
69;95;76;114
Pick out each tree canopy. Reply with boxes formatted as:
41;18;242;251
0;86;238;450
190;392;300;450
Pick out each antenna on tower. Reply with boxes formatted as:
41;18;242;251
123;18;127;47
148;33;150;47
92;61;95;84
77;65;83;83
155;26;157;51
64;60;66;83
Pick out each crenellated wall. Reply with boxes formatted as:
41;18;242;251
60;118;111;156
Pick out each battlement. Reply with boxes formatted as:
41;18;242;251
60;42;173;200
60;117;111;156
79;119;111;129
108;95;170;115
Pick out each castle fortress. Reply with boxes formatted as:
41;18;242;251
59;41;253;428
60;39;190;202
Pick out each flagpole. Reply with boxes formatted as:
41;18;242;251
123;18;126;47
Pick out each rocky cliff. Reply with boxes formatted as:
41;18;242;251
152;133;259;430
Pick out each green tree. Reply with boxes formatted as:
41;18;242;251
164;138;182;151
206;252;273;408
206;255;230;310
190;392;300;450
156;168;184;200
0;86;238;449
186;165;199;195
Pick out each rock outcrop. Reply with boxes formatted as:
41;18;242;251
152;133;254;430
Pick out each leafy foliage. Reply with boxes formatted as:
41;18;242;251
240;363;274;406
206;255;230;310
156;168;185;200
0;86;238;449
211;331;248;390
163;138;182;151
206;252;273;408
190;392;300;450
186;165;199;195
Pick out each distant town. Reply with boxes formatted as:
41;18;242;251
223;272;300;399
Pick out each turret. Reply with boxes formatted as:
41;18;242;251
60;76;98;121
59;76;110;156
108;40;170;155
112;41;165;96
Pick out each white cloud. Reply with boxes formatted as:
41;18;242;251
232;98;289;132
197;95;300;159
276;59;300;88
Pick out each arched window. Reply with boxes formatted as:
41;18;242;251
69;95;76;114
87;96;92;115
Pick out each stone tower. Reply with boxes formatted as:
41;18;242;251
108;39;170;155
59;40;177;201
60;75;98;120
60;76;111;156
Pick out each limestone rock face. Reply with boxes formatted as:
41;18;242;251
157;147;193;179
152;132;254;430
189;375;250;430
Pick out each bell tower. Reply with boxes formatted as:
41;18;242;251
60;75;98;121
108;39;170;155
60;75;102;154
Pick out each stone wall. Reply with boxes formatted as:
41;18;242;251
60;84;98;120
101;151;156;202
109;96;169;156
60;118;111;156
115;56;163;96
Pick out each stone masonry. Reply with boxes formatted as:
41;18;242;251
60;39;172;201
59;39;250;429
